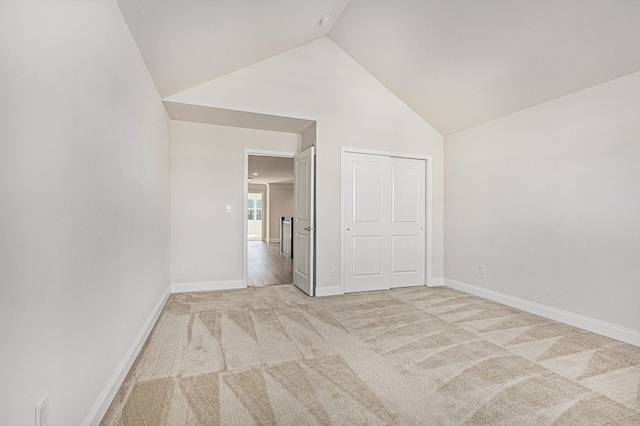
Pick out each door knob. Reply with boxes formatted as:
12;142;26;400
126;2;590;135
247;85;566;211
304;226;316;231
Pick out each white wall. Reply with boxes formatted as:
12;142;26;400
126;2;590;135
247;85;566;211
301;122;317;150
268;183;294;243
167;37;444;294
0;1;171;425
444;72;640;339
171;121;300;287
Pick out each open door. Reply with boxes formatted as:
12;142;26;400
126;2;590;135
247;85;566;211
293;146;315;296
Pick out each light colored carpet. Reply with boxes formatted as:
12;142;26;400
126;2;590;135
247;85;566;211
101;285;640;425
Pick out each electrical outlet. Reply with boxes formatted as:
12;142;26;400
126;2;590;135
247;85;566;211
328;263;335;273
36;395;49;426
225;204;235;213
479;265;486;276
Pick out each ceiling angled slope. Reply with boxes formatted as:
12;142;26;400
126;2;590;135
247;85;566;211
329;0;640;135
116;0;350;98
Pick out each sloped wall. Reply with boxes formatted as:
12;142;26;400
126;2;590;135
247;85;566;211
167;37;444;293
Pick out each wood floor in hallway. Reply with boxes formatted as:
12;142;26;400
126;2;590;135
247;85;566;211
247;240;293;287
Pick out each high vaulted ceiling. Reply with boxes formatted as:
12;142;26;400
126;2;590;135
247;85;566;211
116;0;350;98
116;0;640;135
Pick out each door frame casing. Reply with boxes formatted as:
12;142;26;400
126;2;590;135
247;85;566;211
340;147;433;294
243;148;297;287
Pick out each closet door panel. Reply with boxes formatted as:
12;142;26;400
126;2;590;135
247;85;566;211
389;158;425;288
343;153;391;293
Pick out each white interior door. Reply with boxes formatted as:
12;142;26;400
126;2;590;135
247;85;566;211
390;157;425;288
343;152;426;293
343;153;391;293
293;146;314;296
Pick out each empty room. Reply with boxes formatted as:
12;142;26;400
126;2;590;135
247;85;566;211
1;0;639;425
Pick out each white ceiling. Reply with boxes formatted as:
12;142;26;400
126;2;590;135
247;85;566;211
248;155;294;185
117;0;640;135
330;0;640;134
116;0;349;98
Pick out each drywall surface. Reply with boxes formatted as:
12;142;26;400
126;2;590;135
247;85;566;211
0;1;171;424
167;37;444;291
171;121;300;285
445;72;640;333
301;122;317;150
268;184;294;242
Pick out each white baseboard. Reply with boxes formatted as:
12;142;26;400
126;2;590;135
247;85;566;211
428;276;444;287
171;279;246;293
443;278;640;347
268;238;280;244
82;285;171;426
315;284;343;297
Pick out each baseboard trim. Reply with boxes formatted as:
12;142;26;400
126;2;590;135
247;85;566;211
171;279;246;293
443;278;640;347
315;284;343;297
82;285;171;426
268;238;280;244
428;277;444;287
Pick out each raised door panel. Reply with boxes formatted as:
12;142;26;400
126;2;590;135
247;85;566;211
352;236;383;276
353;161;383;223
295;233;309;278
295;157;309;220
392;235;419;274
392;165;419;223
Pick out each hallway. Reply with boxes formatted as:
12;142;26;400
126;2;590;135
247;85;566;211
247;241;293;287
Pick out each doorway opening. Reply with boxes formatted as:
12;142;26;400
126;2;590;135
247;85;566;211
247;192;263;241
245;153;295;287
